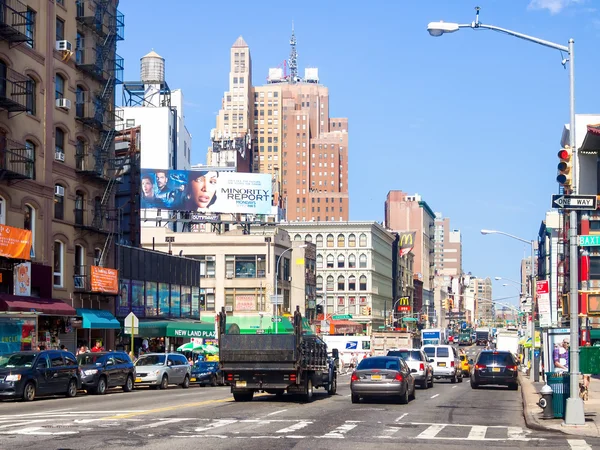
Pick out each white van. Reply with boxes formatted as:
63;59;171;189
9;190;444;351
421;345;462;383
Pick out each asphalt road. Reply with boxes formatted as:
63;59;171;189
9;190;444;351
0;345;596;450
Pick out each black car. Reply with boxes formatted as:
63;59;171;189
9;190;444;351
471;350;518;390
0;350;80;401
77;351;135;394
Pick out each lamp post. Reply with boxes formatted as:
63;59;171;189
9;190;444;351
274;244;306;334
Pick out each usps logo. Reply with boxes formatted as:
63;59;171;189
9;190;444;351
345;341;358;350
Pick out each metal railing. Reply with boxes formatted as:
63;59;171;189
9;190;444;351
0;137;34;179
0;68;30;112
0;0;34;45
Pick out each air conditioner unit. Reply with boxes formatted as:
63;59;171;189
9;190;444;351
56;98;71;110
225;305;233;312
55;40;73;52
55;151;65;162
54;185;65;196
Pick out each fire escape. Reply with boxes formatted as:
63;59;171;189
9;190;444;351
74;0;124;274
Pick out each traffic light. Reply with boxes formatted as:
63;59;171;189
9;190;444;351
316;304;323;315
448;298;454;310
367;307;372;315
557;146;572;189
443;299;449;310
360;306;367;316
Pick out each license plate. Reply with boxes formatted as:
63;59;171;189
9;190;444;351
438;362;446;367
236;381;247;387
190;378;196;382
492;368;501;372
135;378;142;383
371;375;382;380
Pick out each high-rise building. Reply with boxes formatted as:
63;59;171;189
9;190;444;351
467;277;494;324
433;213;462;277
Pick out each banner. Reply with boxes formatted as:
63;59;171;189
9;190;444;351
140;169;273;214
90;266;119;294
398;232;416;257
0;225;31;260
13;262;31;296
537;280;551;328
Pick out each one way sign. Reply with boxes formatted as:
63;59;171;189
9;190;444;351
551;194;597;210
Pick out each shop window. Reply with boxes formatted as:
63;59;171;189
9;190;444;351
316;254;323;269
23;204;35;258
337;254;345;268
316;276;323;291
359;254;367;269
53;241;64;287
337;234;345;247
359;233;367;247
348;254;356;268
326;254;334;268
326;275;334;291
326;234;334;247
359;275;367;291
348;275;356;291
316;234;323;247
337;275;345;290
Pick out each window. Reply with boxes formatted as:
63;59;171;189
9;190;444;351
326;234;334;247
326;275;334;291
337;234;345;247
225;255;266;278
348;234;356;247
54;184;65;220
359;275;367;291
195;255;216;278
316;234;323;247
74;244;85;280
55;128;64;155
348;254;356;268
305;234;313;243
326;254;334;268
359;254;367;269
26;77;36;115
75;32;83;64
76;85;85;117
348;275;356;291
55;74;65;100
56;17;64;41
24;140;35;179
337;254;345;268
53;241;64;287
337;275;345;290
25;8;36;48
316;276;323;291
94;248;102;266
74;191;84;225
316;254;323;269
359;233;367;247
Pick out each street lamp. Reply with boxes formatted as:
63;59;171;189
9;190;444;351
274;244;307;334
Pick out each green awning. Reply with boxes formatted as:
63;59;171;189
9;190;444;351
136;320;216;339
402;317;417;322
590;328;600;340
77;308;121;329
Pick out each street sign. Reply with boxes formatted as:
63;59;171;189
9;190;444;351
270;295;282;305
332;314;352;320
124;312;139;335
551;194;597;210
579;235;600;246
271;317;282;323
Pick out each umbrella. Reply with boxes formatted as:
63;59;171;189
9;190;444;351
198;344;219;354
176;342;196;352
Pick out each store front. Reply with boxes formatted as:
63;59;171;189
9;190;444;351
0;312;38;354
122;320;216;355
75;308;121;351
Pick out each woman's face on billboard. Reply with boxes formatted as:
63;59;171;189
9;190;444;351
190;172;218;208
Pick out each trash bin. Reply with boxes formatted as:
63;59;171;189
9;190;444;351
545;372;570;418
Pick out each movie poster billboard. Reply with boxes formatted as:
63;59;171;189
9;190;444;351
158;283;170;317
116;279;130;317
131;280;145;318
0;316;36;354
145;281;158;317
170;285;181;318
140;169;273;214
181;286;191;316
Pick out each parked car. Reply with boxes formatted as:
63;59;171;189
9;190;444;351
0;350;80;401
77;351;135;394
471;350;518;390
191;361;222;387
134;353;191;389
422;345;462;383
350;356;416;404
386;349;433;389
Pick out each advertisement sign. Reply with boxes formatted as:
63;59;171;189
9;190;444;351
235;295;255;311
543;328;570;375
116;279;130;317
536;280;551;328
145;281;158;317
0;225;31;260
131;280;145;318
140;169;273;214
395;296;411;313
158;283;170;317
90;266;119;294
13;262;31;296
0;316;36;354
398;232;416;257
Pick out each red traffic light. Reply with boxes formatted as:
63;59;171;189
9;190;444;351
558;149;571;160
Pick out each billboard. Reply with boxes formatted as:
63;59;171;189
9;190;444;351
140;169;273;214
0;225;32;260
398;232;416;257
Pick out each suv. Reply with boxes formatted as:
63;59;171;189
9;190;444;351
0;350;80;401
78;351;135;394
471;350;518;390
422;345;462;383
134;353;191;389
387;349;433;389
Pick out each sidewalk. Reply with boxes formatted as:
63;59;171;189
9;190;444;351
520;372;600;437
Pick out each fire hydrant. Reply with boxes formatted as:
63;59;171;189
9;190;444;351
538;384;554;419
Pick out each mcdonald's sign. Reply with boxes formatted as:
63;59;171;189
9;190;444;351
398;232;416;257
396;296;411;313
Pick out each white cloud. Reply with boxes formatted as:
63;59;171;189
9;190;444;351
528;0;582;14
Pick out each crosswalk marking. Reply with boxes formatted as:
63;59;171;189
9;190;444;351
507;426;529;440
276;421;312;433
131;418;194;430
194;419;237;432
318;422;357;439
568;440;593;450
378;427;401;439
467;425;487;440
417;424;446;439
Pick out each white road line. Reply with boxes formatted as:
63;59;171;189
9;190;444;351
0;420;47;429
417;424;446;439
507;427;530;440
194;419;238;432
467;425;487;440
568;439;593;450
0;426;78;436
0;410;146;419
276;421;312;433
430;394;440;399
266;409;288;417
378;427;400;439
452;386;457;389
130;418;194;430
318;422;358;439
395;413;408;422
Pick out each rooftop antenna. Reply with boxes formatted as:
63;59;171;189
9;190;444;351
289;22;298;83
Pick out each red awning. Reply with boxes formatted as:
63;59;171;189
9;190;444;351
0;294;76;316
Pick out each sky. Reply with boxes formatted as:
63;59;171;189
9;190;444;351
116;0;600;309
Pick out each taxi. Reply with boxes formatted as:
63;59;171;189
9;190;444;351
459;353;471;376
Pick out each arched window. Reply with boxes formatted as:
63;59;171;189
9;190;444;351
359;275;367;291
55;127;65;157
337;275;345;290
326;234;334;247
24;204;35;258
24;140;35;179
55;73;65;100
348;234;356;247
316;234;323;247
74;244;85;279
337;234;345;247
348;254;356;268
94;248;102;266
74;190;84;225
337;254;345;268
359;233;367;247
326;275;334;291
316;276;323;291
75;137;86;170
359;254;367;268
54;184;65;220
326;254;334;268
53;240;64;287
294;234;302;241
75;84;85;117
348;275;356;291
26;76;36;115
305;234;313;243
316;254;323;269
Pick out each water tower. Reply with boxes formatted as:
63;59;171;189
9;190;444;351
140;50;165;107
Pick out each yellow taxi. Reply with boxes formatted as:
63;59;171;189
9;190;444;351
459;354;471;376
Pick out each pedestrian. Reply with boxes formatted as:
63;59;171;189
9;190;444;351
91;340;104;353
60;344;66;350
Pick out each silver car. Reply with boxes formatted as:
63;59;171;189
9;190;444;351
350;356;416;404
387;349;434;389
134;353;191;389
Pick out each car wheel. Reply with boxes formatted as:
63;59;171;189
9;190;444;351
471;381;479;389
123;375;134;392
428;375;434;388
66;379;78;398
399;388;409;404
210;374;218;387
509;383;518;391
450;374;456;383
160;375;169;390
96;376;107;395
233;391;254;402
409;383;416;401
458;373;463;383
351;393;360;404
182;375;190;389
303;378;313;403
22;381;36;402
327;375;337;395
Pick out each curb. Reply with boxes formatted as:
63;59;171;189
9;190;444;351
519;373;564;434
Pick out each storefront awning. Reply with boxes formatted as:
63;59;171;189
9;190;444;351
136;320;216;339
77;308;120;329
590;328;600;340
0;294;76;316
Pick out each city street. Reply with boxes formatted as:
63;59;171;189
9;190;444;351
0;352;596;450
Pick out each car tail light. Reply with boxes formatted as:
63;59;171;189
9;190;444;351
475;364;486;370
227;374;233;381
419;363;424;371
351;372;359;382
450;361;455;367
506;365;518;371
290;373;297;381
394;373;403;382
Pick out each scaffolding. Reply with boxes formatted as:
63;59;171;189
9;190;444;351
74;0;124;268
